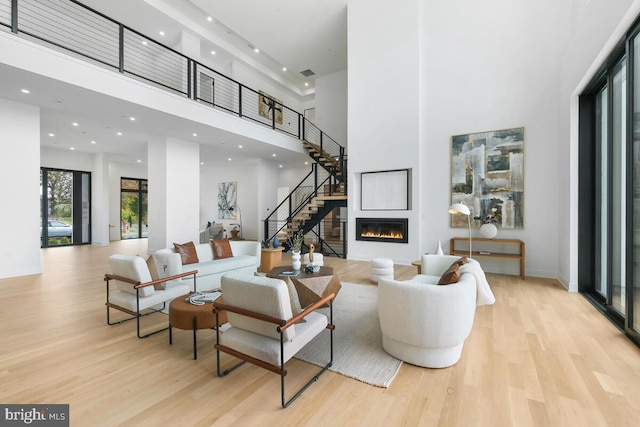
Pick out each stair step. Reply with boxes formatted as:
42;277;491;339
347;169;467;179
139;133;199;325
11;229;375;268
315;195;348;201
293;216;310;221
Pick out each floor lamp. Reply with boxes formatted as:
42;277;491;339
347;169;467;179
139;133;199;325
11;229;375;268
448;202;472;258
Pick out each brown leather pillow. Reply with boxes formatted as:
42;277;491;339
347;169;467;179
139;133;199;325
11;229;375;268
173;241;199;265
438;257;468;285
211;239;234;259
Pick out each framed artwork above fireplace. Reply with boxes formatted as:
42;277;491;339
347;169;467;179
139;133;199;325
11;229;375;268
361;169;410;210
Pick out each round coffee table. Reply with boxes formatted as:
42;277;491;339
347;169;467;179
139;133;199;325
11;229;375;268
169;293;227;360
267;266;341;308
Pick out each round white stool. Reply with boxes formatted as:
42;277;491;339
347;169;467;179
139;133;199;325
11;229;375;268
371;258;394;284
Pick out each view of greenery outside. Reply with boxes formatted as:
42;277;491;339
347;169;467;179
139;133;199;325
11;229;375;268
41;170;73;247
121;178;148;239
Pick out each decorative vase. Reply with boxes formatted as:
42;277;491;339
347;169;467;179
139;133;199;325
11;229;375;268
479;223;498;239
273;235;279;248
292;251;301;271
435;240;444;255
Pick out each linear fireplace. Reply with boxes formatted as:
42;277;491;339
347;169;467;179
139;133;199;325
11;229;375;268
355;218;408;243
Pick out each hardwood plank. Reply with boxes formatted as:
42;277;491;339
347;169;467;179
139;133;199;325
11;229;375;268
0;240;639;425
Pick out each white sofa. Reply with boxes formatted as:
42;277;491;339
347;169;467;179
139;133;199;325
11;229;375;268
378;254;477;368
154;241;261;291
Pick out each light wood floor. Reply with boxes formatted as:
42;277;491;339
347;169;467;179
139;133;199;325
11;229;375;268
1;240;640;426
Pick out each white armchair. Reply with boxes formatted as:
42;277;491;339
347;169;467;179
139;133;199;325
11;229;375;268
105;254;195;338
378;255;477;368
212;272;335;408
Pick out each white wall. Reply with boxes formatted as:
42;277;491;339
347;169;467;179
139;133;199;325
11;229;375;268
200;158;276;241
347;0;421;265
0;99;41;279
315;69;348;146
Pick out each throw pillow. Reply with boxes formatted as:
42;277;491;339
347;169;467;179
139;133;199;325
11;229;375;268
285;277;306;323
211;239;234;259
438;257;468;285
173;241;199;265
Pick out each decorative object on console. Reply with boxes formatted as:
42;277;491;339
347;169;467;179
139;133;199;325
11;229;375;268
273;235;279;248
448;202;472;258
451;127;524;229
435;240;444;255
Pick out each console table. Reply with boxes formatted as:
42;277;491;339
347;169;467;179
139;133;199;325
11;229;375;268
450;237;525;279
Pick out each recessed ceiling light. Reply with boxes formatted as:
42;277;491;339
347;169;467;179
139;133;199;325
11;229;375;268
159;31;165;36
279;165;283;168
305;82;309;87
142;40;148;46
238;145;243;149
211;50;216;55
207;16;213;22
254;47;260;53
70;147;75;150
48;133;54;137
228;158;232;161
21;89;30;94
91;140;96;144
129;117;136;121
282;67;287;72
200;162;204;165
305;161;309;165
272;153;276;157
116;131;122;136
137;159;141;163
72;122;79;126
192;133;197;137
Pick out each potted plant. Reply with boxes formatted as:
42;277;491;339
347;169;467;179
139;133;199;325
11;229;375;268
289;230;304;270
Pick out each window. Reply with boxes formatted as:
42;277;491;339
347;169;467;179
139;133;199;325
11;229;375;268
40;168;91;247
579;23;640;348
120;178;148;239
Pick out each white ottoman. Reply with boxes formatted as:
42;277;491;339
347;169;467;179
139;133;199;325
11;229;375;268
371;258;394;284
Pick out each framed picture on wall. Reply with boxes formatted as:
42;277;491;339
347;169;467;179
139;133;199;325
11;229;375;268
361;169;410;210
218;181;237;219
450;127;524;229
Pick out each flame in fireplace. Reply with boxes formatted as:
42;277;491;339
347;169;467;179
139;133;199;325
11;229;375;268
361;230;404;239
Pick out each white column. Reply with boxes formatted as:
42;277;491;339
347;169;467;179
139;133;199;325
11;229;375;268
148;137;200;252
91;153;109;246
0;99;41;278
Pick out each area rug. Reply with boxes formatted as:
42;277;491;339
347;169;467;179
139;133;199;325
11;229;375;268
294;282;402;388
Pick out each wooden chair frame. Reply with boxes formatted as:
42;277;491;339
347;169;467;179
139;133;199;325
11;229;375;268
213;292;335;408
104;270;197;339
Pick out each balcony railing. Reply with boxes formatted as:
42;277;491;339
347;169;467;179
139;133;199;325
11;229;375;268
0;0;344;150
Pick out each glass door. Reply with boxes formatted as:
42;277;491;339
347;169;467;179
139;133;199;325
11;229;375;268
40;168;91;247
120;178;148;239
611;61;627;315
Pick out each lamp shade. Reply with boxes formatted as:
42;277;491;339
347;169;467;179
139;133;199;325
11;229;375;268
448;203;470;216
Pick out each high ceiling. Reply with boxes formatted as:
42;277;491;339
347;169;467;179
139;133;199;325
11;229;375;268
3;0;348;168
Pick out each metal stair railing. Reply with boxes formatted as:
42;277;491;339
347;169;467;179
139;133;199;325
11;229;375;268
263;164;341;245
0;0;345;153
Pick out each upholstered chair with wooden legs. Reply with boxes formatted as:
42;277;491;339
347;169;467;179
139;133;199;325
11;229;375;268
105;254;196;338
212;272;335;408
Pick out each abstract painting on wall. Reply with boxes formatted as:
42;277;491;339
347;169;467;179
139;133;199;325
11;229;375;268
258;91;283;124
450;127;524;229
218;182;237;220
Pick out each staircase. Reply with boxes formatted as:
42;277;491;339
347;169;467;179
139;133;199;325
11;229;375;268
264;136;348;257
